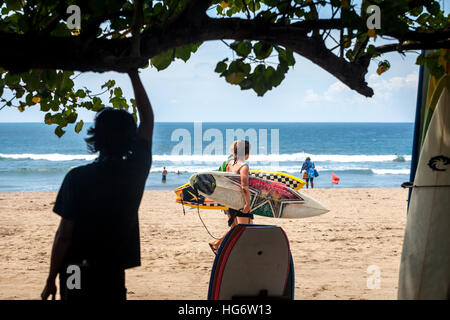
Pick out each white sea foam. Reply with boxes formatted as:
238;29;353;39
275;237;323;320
149;166;410;175
371;169;411;175
152;153;411;163
0;152;412;165
0;153;96;161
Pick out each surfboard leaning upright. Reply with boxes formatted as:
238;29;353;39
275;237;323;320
398;75;450;299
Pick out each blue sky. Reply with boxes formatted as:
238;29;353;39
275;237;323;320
1;39;421;123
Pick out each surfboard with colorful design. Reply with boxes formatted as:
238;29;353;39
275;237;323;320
174;170;306;211
189;171;328;219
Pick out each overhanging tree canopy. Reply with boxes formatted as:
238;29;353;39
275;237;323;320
0;0;449;136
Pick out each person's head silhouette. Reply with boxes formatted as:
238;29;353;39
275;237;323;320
85;107;137;158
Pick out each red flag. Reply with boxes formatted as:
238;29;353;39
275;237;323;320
331;172;340;184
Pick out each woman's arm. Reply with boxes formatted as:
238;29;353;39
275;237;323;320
240;165;251;213
128;70;154;143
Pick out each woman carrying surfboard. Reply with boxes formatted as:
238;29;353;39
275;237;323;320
209;140;252;254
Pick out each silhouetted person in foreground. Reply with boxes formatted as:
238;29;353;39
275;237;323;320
41;70;153;301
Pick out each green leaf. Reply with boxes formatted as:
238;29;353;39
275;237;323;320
228;60;251;75
110;96;127;109
409;5;423;17
75;120;84;133
44;113;53;125
215;59;228;73
54;126;66;138
253;42;273;60
114;87;123;98
239;78;253;90
25;93;34;105
151;50;174;71
21;70;40;91
92;97;104;111
377;60;391;75
253;75;268;97
40;100;51;112
425;1;441;16
66;111;78;124
278;49;295;67
416;54;426;66
43;70;58;90
271;70;285;87
366;45;380;58
5;0;22;11
15;87;25;98
5;72;20;85
59;75;74;92
225;72;246;85
75;89;86;98
174;44;198;62
101;80;116;90
234;41;252;58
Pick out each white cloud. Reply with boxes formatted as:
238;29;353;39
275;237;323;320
303;71;419;104
304;81;347;102
304;89;321;102
368;72;418;92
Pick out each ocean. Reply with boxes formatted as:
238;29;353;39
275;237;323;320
0;122;414;192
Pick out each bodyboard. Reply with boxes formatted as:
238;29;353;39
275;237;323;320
208;225;294;300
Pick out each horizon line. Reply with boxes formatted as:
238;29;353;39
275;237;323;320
0;121;415;124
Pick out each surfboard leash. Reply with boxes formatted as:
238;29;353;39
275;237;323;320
192;185;220;240
196;207;220;240
179;196;186;216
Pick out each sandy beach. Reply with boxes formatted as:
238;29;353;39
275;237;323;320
0;188;408;300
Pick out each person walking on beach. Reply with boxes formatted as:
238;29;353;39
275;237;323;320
41;70;153;301
209;140;252;254
162;167;168;183
301;157;316;189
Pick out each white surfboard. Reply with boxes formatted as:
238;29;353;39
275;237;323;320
189;171;329;219
398;75;450;299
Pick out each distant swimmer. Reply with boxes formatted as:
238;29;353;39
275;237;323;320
162;167;167;183
394;154;406;162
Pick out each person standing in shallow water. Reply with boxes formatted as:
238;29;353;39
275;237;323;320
41;70;153;301
301;157;316;189
162;167;168;183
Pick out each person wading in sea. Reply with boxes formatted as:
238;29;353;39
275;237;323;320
301;157;316;189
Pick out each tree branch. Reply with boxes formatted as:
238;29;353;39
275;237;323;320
131;0;144;57
1;11;448;97
374;40;450;54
